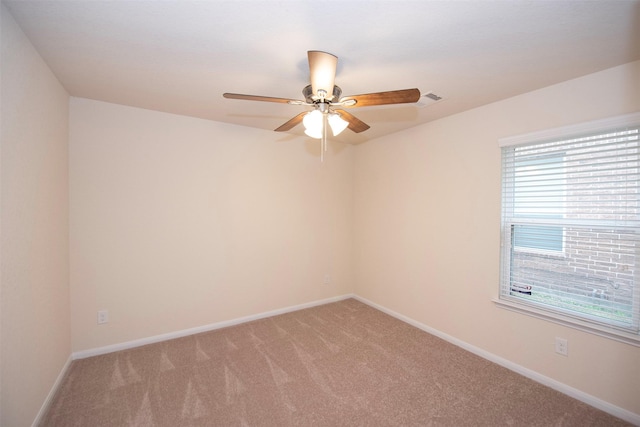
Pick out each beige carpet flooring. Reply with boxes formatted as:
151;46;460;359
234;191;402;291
41;298;631;426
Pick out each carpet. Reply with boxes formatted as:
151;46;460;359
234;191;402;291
40;298;631;426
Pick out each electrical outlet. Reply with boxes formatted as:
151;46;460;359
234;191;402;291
97;310;109;325
555;337;568;356
323;274;331;285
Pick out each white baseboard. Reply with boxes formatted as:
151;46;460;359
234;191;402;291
72;294;355;360
32;355;73;427
352;295;640;426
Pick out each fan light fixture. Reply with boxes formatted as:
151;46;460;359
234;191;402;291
328;113;349;136
303;110;323;139
303;110;348;139
223;50;422;162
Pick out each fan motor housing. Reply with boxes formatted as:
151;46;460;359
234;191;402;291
303;85;342;103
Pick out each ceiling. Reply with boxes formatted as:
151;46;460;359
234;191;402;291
4;0;640;145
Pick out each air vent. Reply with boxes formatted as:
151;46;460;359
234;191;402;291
417;92;444;108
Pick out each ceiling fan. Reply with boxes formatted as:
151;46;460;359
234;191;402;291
223;51;421;159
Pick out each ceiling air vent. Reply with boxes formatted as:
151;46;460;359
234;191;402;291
417;92;443;108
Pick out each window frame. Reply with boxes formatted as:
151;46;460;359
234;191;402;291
495;112;640;346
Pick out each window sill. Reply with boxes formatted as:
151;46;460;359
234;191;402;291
493;297;640;347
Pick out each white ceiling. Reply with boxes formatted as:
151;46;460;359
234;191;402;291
4;0;640;144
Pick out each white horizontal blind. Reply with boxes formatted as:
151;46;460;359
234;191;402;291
500;124;640;335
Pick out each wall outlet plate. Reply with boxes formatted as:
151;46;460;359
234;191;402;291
555;337;568;356
97;310;109;325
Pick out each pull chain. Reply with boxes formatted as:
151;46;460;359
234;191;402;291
321;112;328;162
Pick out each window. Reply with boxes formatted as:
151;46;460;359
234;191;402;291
512;153;565;254
498;113;640;344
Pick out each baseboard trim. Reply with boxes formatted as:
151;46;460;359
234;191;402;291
352;295;640;426
32;355;73;427
72;294;355;360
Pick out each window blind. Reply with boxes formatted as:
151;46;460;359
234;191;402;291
500;122;640;338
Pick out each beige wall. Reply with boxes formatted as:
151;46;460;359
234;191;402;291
69;98;354;352
1;4;71;426
353;60;640;415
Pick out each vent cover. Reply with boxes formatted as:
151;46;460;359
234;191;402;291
417;92;443;108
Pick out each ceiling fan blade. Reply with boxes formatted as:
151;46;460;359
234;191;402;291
274;111;307;132
339;88;421;108
334;109;370;133
223;93;301;104
308;51;337;99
